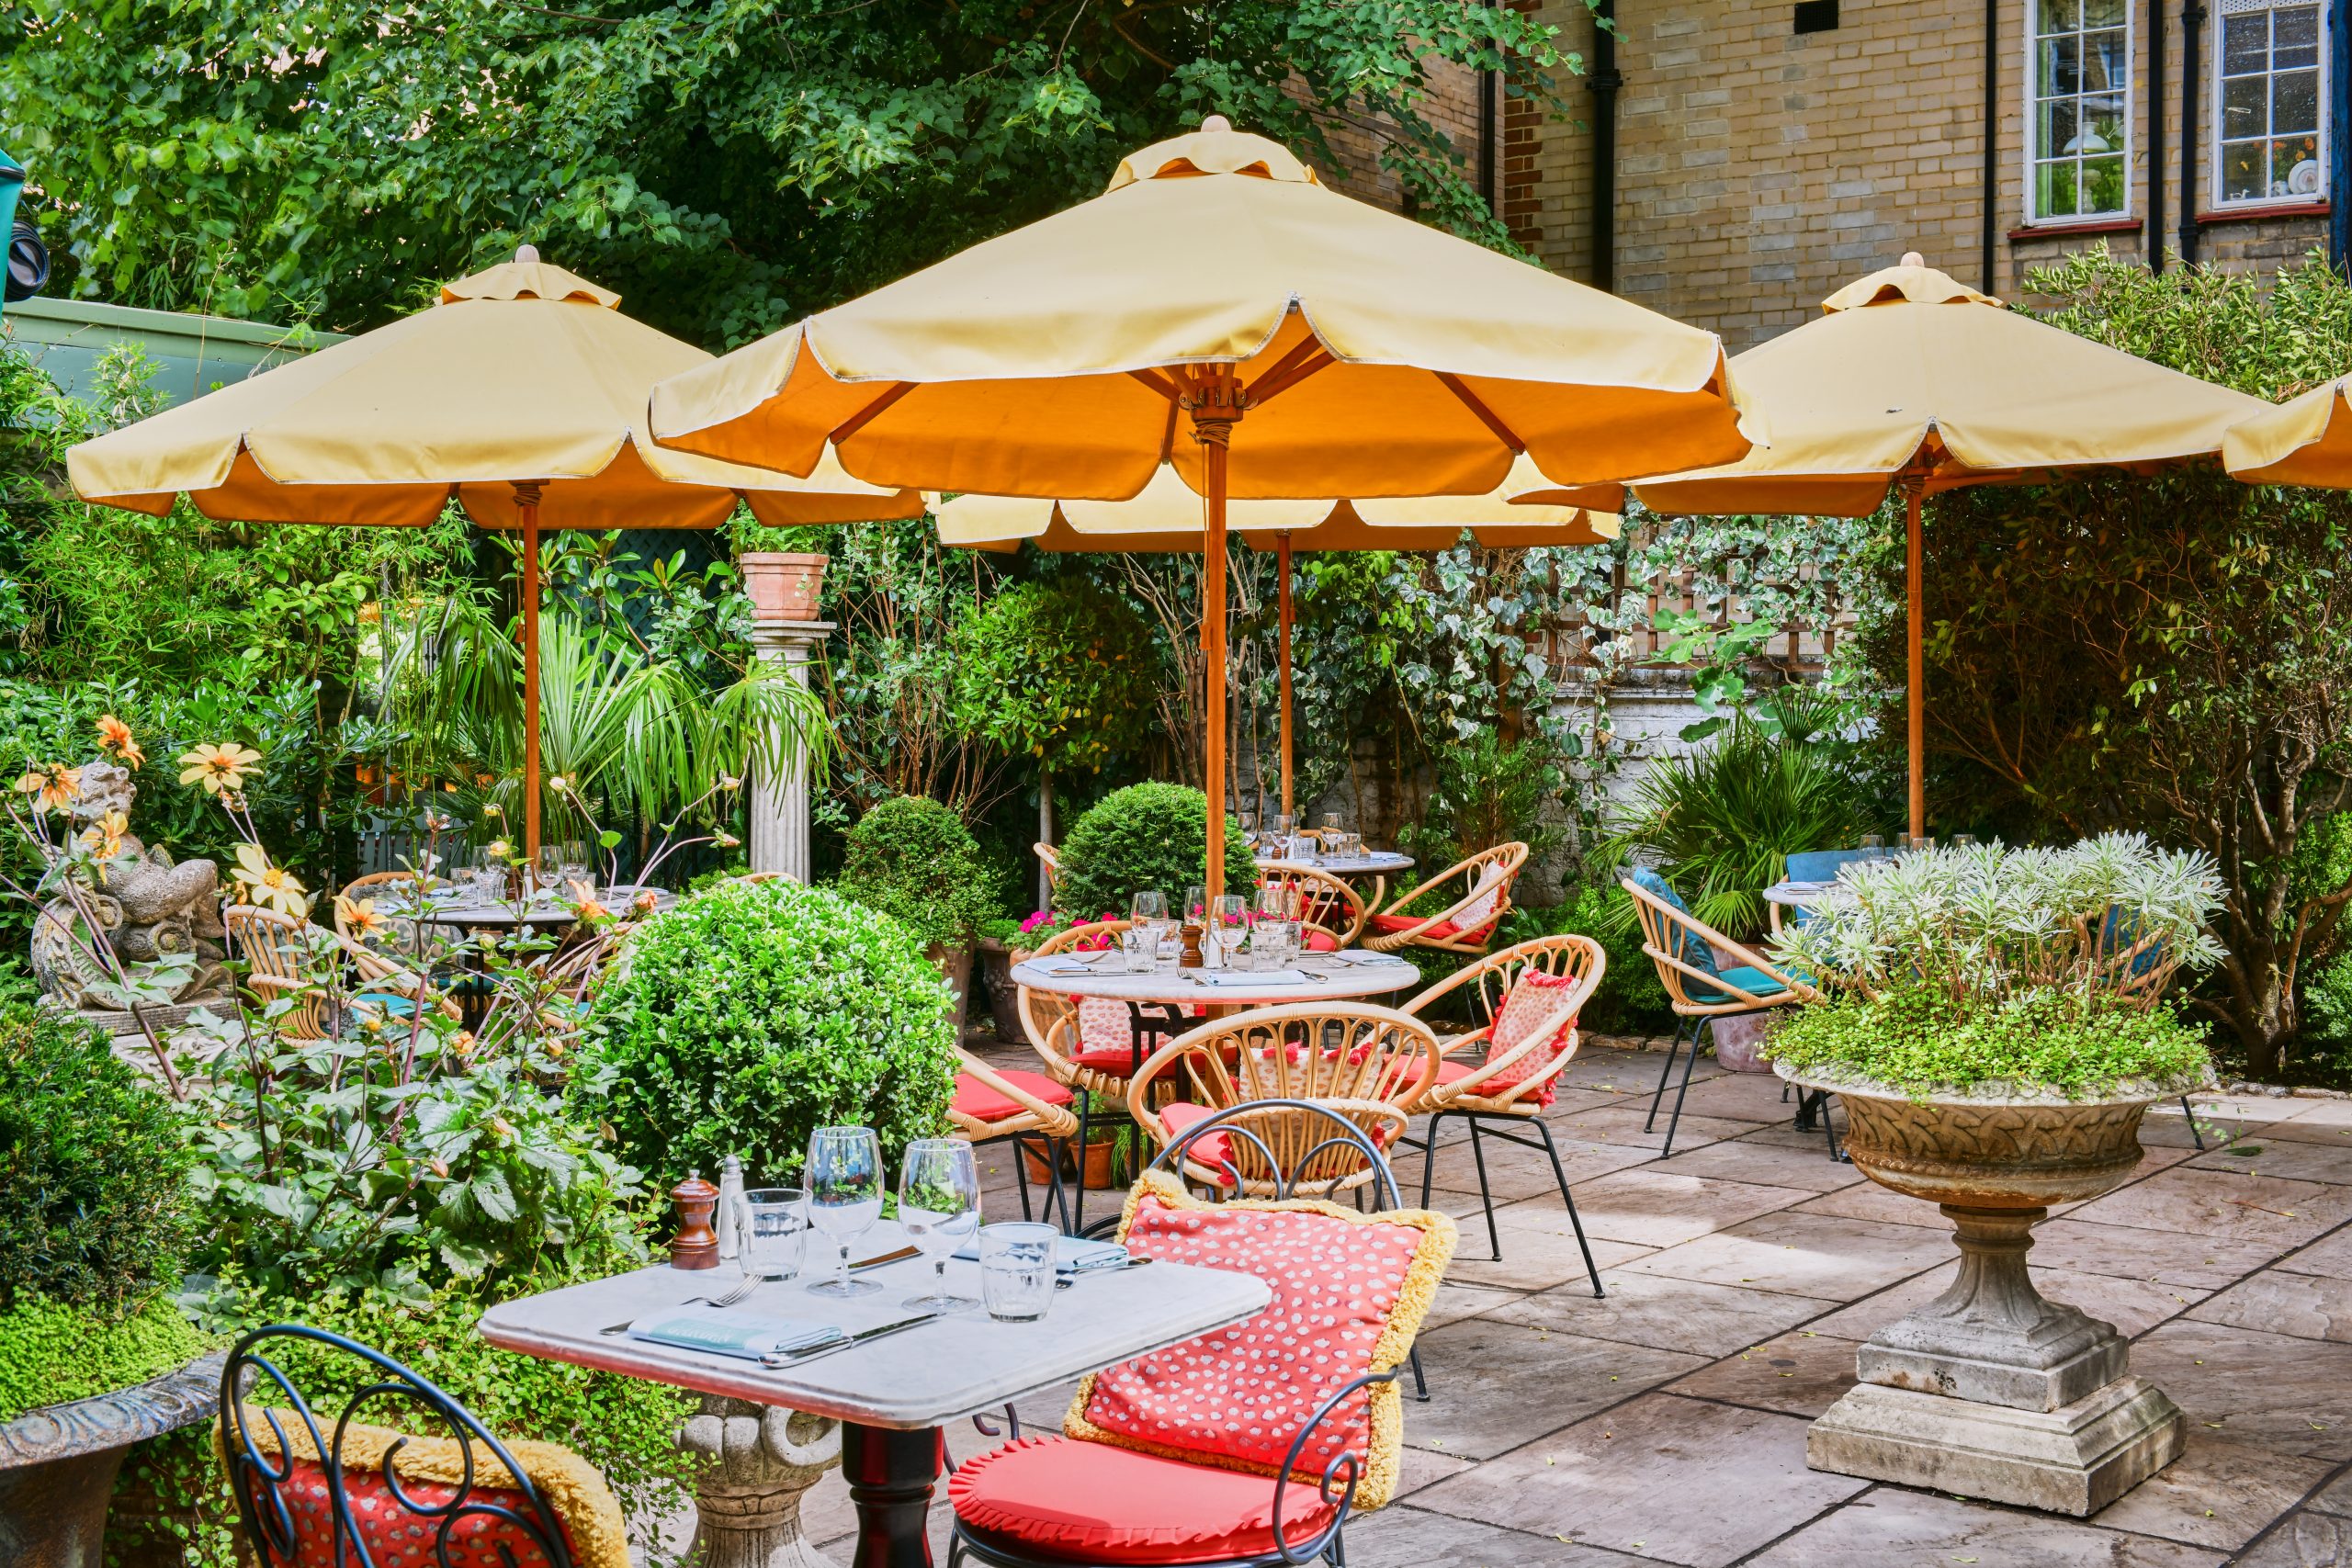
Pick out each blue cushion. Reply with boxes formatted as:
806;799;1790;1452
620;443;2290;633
2100;906;2166;980
356;992;419;1019
1628;867;1717;977
1689;964;1790;1006
1783;849;1874;884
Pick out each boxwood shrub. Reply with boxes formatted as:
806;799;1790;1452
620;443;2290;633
837;794;995;950
586;878;958;1183
1054;783;1256;919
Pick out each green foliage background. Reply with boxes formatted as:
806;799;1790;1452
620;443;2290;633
838;793;998;949
1054;781;1258;919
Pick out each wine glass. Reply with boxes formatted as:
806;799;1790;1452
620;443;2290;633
804;1126;884;1298
1131;889;1168;927
899;1139;982;1311
558;839;592;895
1183;884;1206;927
1209;894;1249;965
534;844;564;897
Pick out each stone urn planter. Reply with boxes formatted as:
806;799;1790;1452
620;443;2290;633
927;940;973;1029
1778;1064;2199;1515
739;551;828;621
0;1350;223;1567
978;937;1025;1041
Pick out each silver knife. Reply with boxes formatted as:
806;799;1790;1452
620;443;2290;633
761;1312;943;1369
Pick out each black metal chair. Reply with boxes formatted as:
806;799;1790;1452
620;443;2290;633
220;1325;624;1568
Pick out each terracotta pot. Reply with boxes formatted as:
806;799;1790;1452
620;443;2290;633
926;941;973;1028
739;552;828;620
978;938;1023;1042
1022;1137;1123;1190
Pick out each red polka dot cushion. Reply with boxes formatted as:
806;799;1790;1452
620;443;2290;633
1069;994;1141;1073
1065;1169;1456;1510
949;1434;1339;1563
222;1411;627;1568
1475;968;1583;1105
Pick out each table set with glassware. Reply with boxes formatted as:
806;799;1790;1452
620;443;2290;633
1246;809;1415;903
480;1122;1270;1568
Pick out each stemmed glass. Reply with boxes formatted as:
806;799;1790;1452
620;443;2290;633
899;1139;982;1311
1209;894;1249;965
804;1126;884;1298
534;845;564;900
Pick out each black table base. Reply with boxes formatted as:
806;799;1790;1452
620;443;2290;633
842;1422;947;1568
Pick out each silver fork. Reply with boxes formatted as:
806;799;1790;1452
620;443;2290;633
599;1270;763;1335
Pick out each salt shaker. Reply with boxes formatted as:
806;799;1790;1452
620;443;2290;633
715;1154;745;1262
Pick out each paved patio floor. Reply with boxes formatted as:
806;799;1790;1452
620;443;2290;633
783;1037;2352;1567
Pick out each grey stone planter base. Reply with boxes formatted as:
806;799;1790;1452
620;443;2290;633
1808;1376;2187;1517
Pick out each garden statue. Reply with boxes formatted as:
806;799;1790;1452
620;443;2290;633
29;760;230;1021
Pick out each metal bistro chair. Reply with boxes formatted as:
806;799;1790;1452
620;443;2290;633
1396;933;1607;1293
1620;870;1829;1159
949;1045;1082;1228
220;1325;628;1568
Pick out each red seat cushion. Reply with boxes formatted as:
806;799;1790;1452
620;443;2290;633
1304;927;1341;952
1478;971;1579;1106
1366;913;1495;944
1159;1101;1233;1170
950;1436;1336;1565
1435;1056;1480;1085
952;1066;1073;1124
243;1455;578;1568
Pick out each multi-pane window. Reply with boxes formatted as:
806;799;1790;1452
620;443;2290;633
2214;0;2325;207
2030;0;2132;220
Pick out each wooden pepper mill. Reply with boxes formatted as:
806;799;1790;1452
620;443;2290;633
670;1171;721;1270
1179;921;1204;969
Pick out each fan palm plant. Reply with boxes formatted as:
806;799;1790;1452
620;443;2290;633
379;589;824;845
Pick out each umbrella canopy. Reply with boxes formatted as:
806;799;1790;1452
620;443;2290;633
652;118;1752;897
2223;378;2352;485
936;458;1620;831
1632;254;2271;839
68;248;924;857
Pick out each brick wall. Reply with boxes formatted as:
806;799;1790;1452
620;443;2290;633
1509;0;2328;345
1291;57;1488;214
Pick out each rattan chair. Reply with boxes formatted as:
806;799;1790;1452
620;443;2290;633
1621;870;1828;1159
1257;863;1368;948
1123;1003;1440;1202
1362;841;1528;957
227;905;440;1041
334;869;448;966
1396;933;1607;1292
949;1046;1081;1228
1033;841;1061;901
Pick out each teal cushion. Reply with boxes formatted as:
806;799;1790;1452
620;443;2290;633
1628;867;1717;977
356;992;420;1019
1689;964;1789;1006
1783;849;1873;884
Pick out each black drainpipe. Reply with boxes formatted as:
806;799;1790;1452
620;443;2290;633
2332;0;2350;268
1982;0;1999;289
2180;0;2205;265
1589;0;1622;291
1480;0;1500;218
2151;0;2167;271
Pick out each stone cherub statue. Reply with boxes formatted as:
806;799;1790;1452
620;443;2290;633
29;760;229;1017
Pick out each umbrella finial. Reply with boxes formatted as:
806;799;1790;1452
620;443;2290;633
1900;250;1926;267
515;243;541;264
1202;114;1233;132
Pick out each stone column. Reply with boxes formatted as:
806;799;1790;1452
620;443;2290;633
746;619;833;882
676;1396;842;1568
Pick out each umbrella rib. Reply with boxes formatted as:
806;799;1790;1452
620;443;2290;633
1128;368;1182;402
1436;372;1527;455
1248;350;1334;408
831;381;917;446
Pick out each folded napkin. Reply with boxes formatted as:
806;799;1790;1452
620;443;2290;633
1192;968;1313;987
628;1307;841;1359
953;1235;1130;1275
1040;961;1104;976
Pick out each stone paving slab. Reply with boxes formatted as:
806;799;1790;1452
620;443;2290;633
1745;1488;2225;1567
1406;1319;1708;1460
1649;1138;1864;1194
2089;1435;2335;1552
2188;1137;2352;1185
1804;1258;2207;1341
1555;1168;1816;1249
1617;1210;1954;1299
1483;1269;1839;1356
1663;1328;1863;1418
2030;1215;2300;1290
2132;1319;2352;1461
2188;1269;2352;1342
2067;1167;2352;1250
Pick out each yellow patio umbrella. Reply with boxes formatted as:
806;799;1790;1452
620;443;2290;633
67;247;924;858
652;118;1752;897
1634;253;2270;840
2222;378;2352;485
936;457;1621;817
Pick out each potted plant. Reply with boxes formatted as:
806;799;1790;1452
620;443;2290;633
1019;1090;1135;1191
0;1006;217;1561
836;795;997;1023
1765;834;2221;1516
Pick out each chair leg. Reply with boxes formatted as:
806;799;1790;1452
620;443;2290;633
1011;1134;1036;1223
1045;1138;1073;1232
1661;1021;1705;1158
1645;1019;1688;1132
1418;1111;1444;1212
1071;1100;1091;1235
1408;1345;1430;1404
1466;1116;1501;1261
1815;1092;1847;1163
2183;1095;2207;1152
1532;1118;1604;1299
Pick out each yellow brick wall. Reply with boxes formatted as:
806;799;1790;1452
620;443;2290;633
1292;58;1488;215
1511;0;2328;345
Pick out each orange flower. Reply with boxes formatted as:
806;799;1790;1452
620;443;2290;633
95;715;144;770
15;762;80;815
337;897;387;938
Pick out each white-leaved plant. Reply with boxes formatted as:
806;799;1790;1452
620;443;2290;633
1770;833;2227;1010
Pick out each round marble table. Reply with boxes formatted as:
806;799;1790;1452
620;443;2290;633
411;884;678;932
1008;949;1421;1010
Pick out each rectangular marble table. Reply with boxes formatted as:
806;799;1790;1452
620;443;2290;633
478;1225;1271;1566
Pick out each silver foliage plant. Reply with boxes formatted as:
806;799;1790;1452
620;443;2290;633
1770;833;2227;1008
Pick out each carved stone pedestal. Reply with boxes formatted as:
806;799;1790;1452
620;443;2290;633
1783;1069;2199;1517
677;1396;843;1568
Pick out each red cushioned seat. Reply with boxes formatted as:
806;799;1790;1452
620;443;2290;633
1070;1044;1144;1075
1366;913;1494;943
1159;1101;1232;1169
1434;1056;1480;1085
949;1436;1335;1565
1304;928;1341;952
951;1067;1073;1124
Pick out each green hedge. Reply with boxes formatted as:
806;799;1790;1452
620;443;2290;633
1053;783;1256;920
838;794;995;949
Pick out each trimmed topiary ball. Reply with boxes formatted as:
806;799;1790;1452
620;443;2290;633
0;1006;193;1314
837;794;995;950
1053;782;1256;920
586;878;958;1183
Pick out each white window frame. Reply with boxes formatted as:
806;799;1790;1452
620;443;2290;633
2022;0;2137;226
2210;0;2329;210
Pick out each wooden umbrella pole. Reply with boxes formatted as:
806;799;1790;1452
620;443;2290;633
1905;481;1926;842
517;483;545;863
1190;370;1243;903
1278;532;1295;819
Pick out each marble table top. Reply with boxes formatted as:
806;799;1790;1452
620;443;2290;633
1009;949;1421;1007
410;884;678;928
1258;851;1416;875
1760;879;1859;910
477;1221;1270;1430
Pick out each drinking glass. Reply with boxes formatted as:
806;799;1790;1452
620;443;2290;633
1320;813;1342;837
1339;831;1363;859
1272;813;1296;840
978;1223;1057;1322
739;1188;808;1280
1119;926;1158;973
1256;885;1299;922
1207;895;1249;967
1951;833;1979;849
1860;833;1886;855
1183;885;1206;926
899;1140;982;1312
558;839;592;894
534;845;564;897
804;1126;884;1298
1131;890;1169;927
